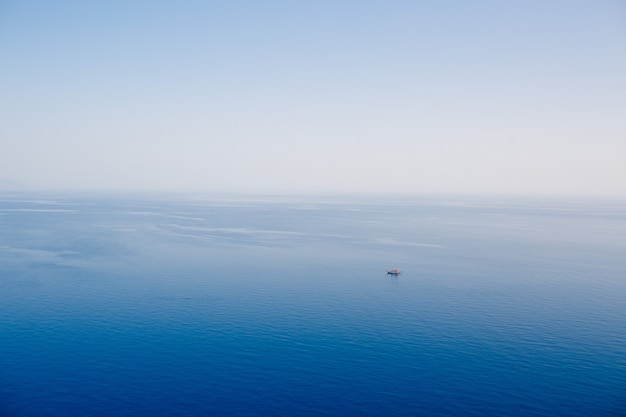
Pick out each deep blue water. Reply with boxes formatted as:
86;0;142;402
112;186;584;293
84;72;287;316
1;192;625;416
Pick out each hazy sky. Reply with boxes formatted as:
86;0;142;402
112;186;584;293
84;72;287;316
1;1;625;195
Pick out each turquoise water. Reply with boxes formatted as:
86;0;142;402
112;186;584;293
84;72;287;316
1;193;625;416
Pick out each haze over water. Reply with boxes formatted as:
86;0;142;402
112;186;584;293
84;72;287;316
1;1;625;414
1;192;625;416
1;1;625;195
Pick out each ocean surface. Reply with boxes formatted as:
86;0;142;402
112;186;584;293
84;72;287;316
1;192;625;416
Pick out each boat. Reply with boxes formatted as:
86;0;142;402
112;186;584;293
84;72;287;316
387;268;401;275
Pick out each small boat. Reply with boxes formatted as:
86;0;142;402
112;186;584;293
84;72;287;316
387;268;401;275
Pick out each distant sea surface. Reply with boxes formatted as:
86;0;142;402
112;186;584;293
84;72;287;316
1;192;625;416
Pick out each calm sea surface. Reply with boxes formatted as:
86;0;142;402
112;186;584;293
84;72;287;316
1;193;625;416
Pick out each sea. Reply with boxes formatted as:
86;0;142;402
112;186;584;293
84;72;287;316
0;192;625;416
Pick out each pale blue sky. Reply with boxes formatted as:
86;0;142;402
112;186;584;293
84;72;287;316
1;1;625;195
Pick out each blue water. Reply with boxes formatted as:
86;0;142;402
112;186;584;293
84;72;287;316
1;193;625;416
